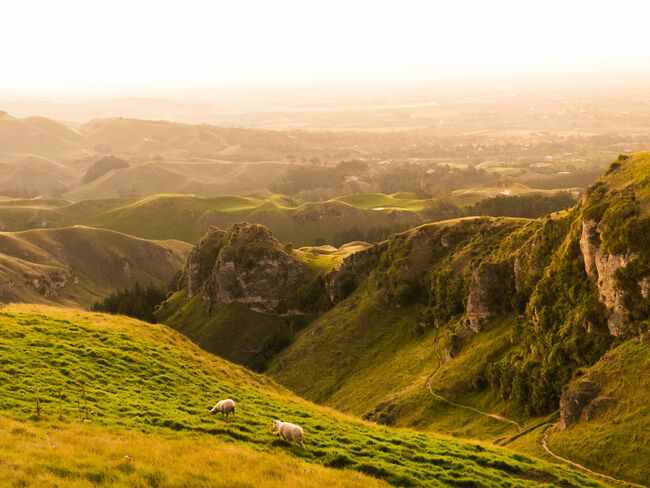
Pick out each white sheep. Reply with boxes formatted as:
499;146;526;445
273;420;305;448
209;399;236;417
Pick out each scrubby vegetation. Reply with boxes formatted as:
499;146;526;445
82;155;129;183
464;191;576;219
91;282;167;323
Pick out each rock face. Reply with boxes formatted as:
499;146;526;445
325;243;384;304
185;228;228;298
182;223;306;315
465;260;515;333
559;378;599;429
579;220;637;336
582;396;617;421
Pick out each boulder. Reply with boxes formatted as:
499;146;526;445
559;378;599;429
582;396;617;421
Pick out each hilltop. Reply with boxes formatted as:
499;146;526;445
0;192;431;246
0;304;606;487
0;226;190;307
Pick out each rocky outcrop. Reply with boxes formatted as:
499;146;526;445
362;401;397;426
325;242;385;304
181;223;307;315
559;378;599;429
579;220;638;336
465;260;515;333
184;227;227;298
582;396;617;421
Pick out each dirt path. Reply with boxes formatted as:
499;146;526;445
423;324;645;487
424;328;522;433
541;424;647;488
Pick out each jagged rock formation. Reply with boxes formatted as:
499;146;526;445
465;260;515;333
579;220;638;336
180;223;306;315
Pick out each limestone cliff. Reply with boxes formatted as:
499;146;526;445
465;260;515;333
579;219;638;336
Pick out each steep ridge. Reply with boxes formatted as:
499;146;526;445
264;153;649;482
0;226;190;307
0;304;606;488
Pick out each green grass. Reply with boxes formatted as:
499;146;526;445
0;192;426;246
157;293;293;371
0;414;390;488
294;242;372;274
0;226;190;307
332;193;427;211
268;285;531;443
0;304;606;487
546;340;650;486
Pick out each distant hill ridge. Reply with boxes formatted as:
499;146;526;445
0;225;190;306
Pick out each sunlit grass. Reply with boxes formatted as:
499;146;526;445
0;304;605;487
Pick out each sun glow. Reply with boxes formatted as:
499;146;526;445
2;0;650;96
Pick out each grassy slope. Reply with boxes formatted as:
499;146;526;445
0;226;190;307
268;154;650;485
501;340;650;488
0;193;425;246
268;283;529;442
0;304;605;488
157;293;291;371
0;415;389;488
546;340;649;486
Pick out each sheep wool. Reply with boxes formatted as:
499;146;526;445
273;420;305;448
210;399;236;417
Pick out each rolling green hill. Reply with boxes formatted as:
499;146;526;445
0;226;190;307
0;192;430;246
0;304;607;487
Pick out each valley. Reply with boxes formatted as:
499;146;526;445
0;107;648;487
2;3;649;486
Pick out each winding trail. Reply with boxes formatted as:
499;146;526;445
424;327;647;487
424;328;522;433
541;423;647;488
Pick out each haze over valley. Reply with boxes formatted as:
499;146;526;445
1;1;649;487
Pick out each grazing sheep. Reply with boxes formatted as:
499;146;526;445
273;420;305;448
209;399;236;417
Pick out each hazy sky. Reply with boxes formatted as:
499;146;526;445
2;0;650;96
